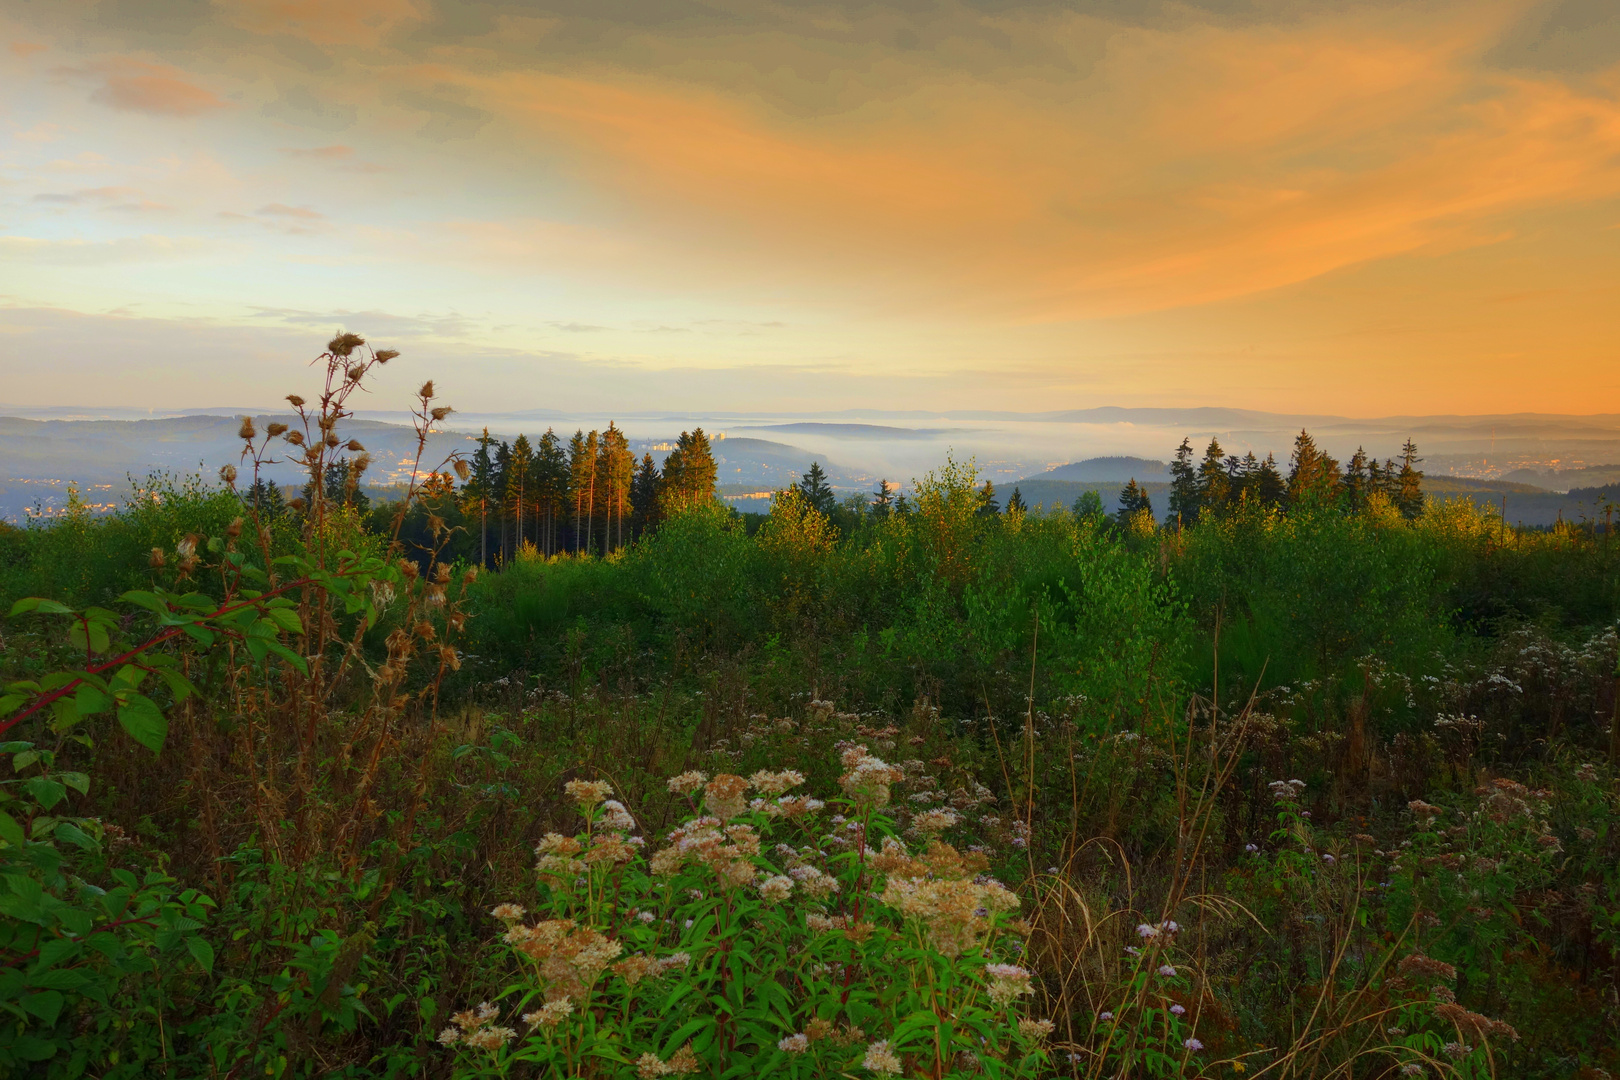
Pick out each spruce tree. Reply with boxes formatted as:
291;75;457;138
871;479;895;519
1233;452;1261;505
1396;439;1424;519
463;427;497;567
493;440;512;563
598;423;634;551
1342;447;1370;510
504;434;533;553
1198;438;1230;519
244;477;286;520
535;429;567;555
1257;453;1286;507
659;429;718;512
1286;429;1342;507
567;430;590;552
1168;437;1200;526
1005;486;1027;515
799;461;837;516
978;481;1000;516
630;453;661;538
1117;478;1152;518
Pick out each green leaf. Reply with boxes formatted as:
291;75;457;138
73;685;110;718
11;750;39;773
22;778;65;811
263;607;303;634
9;1035;58;1061
9;598;72;617
0;811;24;848
154;667;195;703
119;590;171;615
185;935;215;974
56;773;89;796
117;695;168;755
19;991;63;1027
53;823;98;851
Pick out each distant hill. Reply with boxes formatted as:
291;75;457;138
1501;463;1620;492
1029;457;1170;483
735;423;964;440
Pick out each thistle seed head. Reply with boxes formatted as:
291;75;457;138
328;332;365;358
419;380;435;399
267;422;288;437
286;394;305;408
453;459;471;481
219;464;237;485
285;430;305;446
431;406;453;421
238;418;256;440
375;348;399;363
149;547;166;568
346;439;365;452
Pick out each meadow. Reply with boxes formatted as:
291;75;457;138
0;342;1615;1080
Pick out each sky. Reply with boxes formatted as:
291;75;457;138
2;0;1618;417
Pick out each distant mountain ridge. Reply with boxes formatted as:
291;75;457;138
1027;456;1170;483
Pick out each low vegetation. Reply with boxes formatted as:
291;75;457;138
0;338;1615;1079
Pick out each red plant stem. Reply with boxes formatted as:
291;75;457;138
1;576;318;738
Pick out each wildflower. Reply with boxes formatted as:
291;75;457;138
490;903;526;922
779;1033;810;1053
1017;1018;1055;1041
750;769;805;795
565;779;612;808
984;962;1034;1005
1442;1041;1471;1059
601;799;636;832
613;955;659;987
465;1026;516;1051
705;773;751;819
523;998;574;1028
759;875;795;904
1322;854;1335;864
668;770;708;795
1170;1004;1186;1015
1098;1011;1114;1021
910;808;959;835
1183;1037;1204;1051
666;1045;701;1074
1158;965;1177;977
637;911;656;923
1397;953;1457;982
1245;843;1259;853
657;952;691;972
862;1040;903;1075
1136;923;1160;939
637;1051;673;1077
1399;1065;1424;1076
436;1026;460;1045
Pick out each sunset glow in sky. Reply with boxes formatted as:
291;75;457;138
2;0;1619;415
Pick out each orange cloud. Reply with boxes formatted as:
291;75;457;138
10;40;45;58
216;0;425;46
429;2;1620;321
87;61;227;117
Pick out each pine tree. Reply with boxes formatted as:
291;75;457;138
1117;478;1152;518
1005;486;1027;515
504;434;533;554
872;479;896;519
1396;439;1424;519
535;429;567;555
493;440;512;563
630;453;661;538
598;423;634;551
978;481;1000;516
1168;437;1200;526
1286;429;1341;507
659;429;718;512
799;461;837;516
1257;453;1287;507
1232;452;1261;505
1342;447;1370;510
1198;438;1230;519
461;427;497;567
566;430;590;552
244;477;286;520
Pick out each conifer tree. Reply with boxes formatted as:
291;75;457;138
244;477;286;521
535;429;567;555
1232;452;1261;505
503;434;533;553
1168;437;1200;526
1257;453;1287;507
462;428;498;567
978;481;1000;516
872;479;895;519
1117;478;1152;518
630;452;661;538
597;423;634;551
1286;429;1342;507
799;461;837;516
1342;447;1371;510
1396;439;1424;519
567;430;590;553
493;440;512;563
1198;438;1230;519
1005;486;1027;515
659;428;718;512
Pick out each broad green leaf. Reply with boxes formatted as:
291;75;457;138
19;991;63;1027
263;607;303;634
53;823;98;851
0;811;24;848
73;685;110;718
9;1035;57;1061
117;695;168;755
185;935;215;973
9;598;72;617
22;778;65;811
119;590;171;614
56;773;89;796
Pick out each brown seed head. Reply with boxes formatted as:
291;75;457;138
287;497;307;511
398;559;420;579
462;567;478;586
239;418;257;440
286;394;305;408
453;458;471;481
149;547;166;568
346;439;365;452
219;464;237;485
347;364;366;382
226;517;243;538
284;430;305;446
328;332;365;358
267;422;288;437
325;432;340;448
418;380;435;399
431;406;453;422
353;453;371;474
374;348;399;363
434;561;452;584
